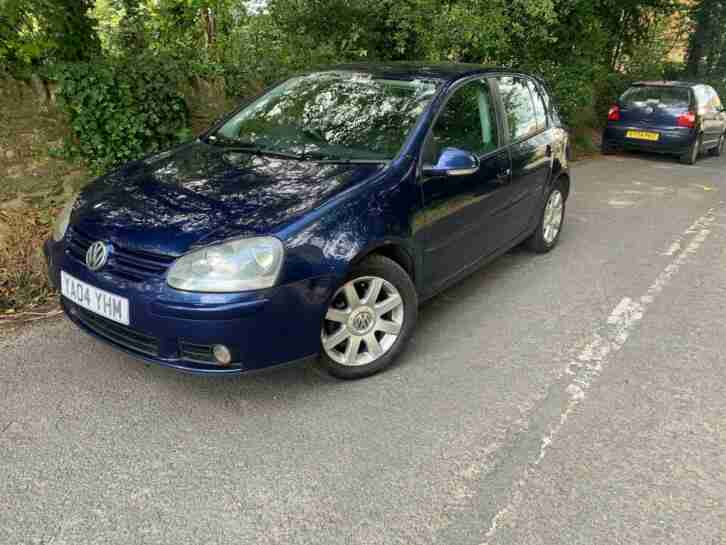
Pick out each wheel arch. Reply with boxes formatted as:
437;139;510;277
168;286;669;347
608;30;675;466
350;242;416;284
556;172;571;200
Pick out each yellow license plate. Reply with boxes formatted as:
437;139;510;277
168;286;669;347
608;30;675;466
626;130;660;141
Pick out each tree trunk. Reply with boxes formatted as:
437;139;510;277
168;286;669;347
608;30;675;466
202;7;215;49
686;0;715;77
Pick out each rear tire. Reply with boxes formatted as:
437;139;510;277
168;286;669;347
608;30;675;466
681;135;701;165
318;255;418;380
709;133;725;157
526;180;566;254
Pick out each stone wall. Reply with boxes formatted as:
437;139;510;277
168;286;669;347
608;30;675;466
0;78;84;209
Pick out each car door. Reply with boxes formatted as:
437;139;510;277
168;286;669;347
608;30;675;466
418;78;511;290
705;86;725;146
696;85;720;149
494;75;552;238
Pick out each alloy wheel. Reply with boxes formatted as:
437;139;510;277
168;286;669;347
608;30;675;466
543;189;564;244
321;276;404;367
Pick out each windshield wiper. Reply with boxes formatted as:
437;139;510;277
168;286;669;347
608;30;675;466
207;135;389;164
313;158;390;165
226;147;306;160
206;135;306;160
206;134;256;147
297;149;389;164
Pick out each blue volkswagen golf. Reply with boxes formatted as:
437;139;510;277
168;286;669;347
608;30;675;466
45;64;570;379
602;81;726;164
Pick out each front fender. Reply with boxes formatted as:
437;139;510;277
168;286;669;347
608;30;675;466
278;165;421;287
549;128;571;198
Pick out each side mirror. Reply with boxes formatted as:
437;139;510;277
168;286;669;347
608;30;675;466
423;147;479;177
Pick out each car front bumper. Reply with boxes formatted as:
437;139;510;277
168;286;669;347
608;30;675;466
44;239;337;375
603;125;696;154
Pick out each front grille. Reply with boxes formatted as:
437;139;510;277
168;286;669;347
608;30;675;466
75;306;160;357
179;341;216;364
66;227;176;282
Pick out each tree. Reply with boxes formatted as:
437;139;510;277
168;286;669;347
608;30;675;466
686;0;726;77
117;0;147;53
0;0;100;71
42;0;100;62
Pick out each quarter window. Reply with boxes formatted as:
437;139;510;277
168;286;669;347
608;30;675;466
540;84;560;126
497;76;538;141
426;79;499;161
527;79;548;130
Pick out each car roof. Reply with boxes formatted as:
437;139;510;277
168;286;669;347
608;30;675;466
631;80;702;89
323;62;513;82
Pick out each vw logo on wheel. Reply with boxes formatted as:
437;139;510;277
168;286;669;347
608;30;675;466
352;312;373;331
85;241;110;271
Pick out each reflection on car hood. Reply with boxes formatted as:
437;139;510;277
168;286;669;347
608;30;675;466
73;141;384;256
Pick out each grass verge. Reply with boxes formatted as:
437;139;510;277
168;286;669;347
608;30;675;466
0;206;58;317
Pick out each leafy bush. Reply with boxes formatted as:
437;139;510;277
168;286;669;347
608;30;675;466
53;56;190;171
526;61;598;127
0;0;100;76
593;72;632;127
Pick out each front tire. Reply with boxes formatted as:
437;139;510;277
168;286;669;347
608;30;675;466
319;255;418;379
526;181;566;254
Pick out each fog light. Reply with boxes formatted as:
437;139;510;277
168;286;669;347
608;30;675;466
212;344;232;365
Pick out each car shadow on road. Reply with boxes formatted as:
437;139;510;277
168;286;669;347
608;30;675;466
605;148;724;168
126;242;558;406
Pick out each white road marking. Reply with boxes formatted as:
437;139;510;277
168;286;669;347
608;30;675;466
663;241;681;256
480;206;718;545
660;209;716;255
567;214;589;223
608;199;636;208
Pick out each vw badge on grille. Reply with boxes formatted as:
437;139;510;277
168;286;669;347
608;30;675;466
86;241;109;271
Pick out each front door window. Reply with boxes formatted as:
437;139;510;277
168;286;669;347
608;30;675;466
425;79;499;163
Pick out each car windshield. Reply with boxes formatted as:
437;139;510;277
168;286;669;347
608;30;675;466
213;71;439;161
621;86;691;110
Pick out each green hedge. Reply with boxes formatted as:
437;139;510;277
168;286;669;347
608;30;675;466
43;54;710;172
53;57;190;171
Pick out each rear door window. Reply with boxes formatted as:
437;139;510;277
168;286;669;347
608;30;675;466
497;76;538;141
621;86;691;110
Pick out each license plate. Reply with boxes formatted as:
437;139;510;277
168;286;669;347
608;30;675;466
626;130;659;141
61;271;130;326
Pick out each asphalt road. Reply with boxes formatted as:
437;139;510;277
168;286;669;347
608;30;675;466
2;151;726;545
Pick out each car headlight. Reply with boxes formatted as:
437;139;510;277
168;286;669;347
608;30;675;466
52;195;78;242
167;237;284;292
